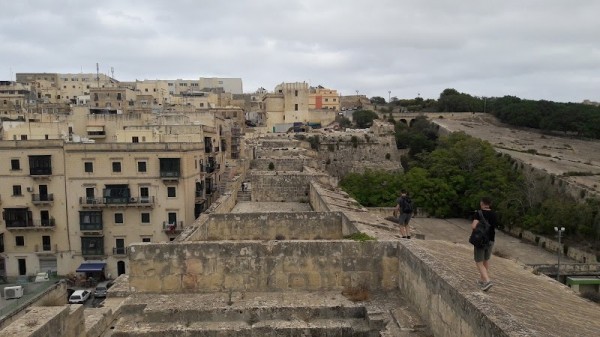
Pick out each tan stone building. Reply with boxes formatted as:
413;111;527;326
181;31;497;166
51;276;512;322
0;140;69;278
0;124;225;278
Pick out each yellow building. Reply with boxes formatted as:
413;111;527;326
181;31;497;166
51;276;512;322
0;124;225;279
0;140;69;278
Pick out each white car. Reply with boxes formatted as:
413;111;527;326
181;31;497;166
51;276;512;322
68;290;91;304
34;272;49;282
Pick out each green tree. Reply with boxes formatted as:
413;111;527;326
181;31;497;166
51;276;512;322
370;96;386;105
352;110;379;128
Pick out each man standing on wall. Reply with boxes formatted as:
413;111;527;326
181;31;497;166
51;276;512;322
472;197;497;291
394;190;414;239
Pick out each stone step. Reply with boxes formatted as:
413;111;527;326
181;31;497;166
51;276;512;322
142;305;366;323
112;318;375;337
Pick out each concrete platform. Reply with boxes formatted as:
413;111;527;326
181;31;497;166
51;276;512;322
231;201;313;213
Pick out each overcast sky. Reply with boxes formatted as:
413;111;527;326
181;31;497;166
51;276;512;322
1;0;598;102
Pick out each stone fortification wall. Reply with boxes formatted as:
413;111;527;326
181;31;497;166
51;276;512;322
128;240;399;293
250;170;329;202
255;147;312;159
196;212;345;241
258;139;303;148
316;133;403;177
250;157;317;171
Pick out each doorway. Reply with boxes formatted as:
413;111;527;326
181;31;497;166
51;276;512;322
117;261;126;276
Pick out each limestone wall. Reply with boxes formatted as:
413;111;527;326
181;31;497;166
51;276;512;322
0;305;84;337
250;158;317;171
128;240;399;293
250;171;329;202
196;212;344;240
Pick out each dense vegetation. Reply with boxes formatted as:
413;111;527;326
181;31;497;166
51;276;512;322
339;117;600;250
381;88;600;139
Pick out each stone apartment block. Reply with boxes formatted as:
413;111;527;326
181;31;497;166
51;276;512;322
0;124;226;279
0;81;31;115
0;140;69;279
16;72;118;105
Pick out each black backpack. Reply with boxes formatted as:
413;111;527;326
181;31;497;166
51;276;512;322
469;210;490;248
401;197;413;213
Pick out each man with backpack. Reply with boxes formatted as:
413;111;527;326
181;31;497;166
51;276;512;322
394;190;414;239
470;197;498;291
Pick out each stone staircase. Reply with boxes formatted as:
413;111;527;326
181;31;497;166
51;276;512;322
237;189;251;201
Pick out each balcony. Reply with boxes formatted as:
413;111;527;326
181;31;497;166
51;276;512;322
160;171;180;181
5;219;55;231
80;222;103;232
82;249;105;257
32;193;54;205
163;221;184;234
30;168;52;179
79;196;154;208
112;247;128;256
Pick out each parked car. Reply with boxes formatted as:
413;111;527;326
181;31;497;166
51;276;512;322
68;290;91;304
93;281;114;298
34;272;49;282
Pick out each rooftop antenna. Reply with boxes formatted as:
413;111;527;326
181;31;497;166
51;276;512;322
96;63;100;88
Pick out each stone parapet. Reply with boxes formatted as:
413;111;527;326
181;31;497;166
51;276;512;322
127;240;399;294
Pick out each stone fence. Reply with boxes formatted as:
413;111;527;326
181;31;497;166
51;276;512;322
128;240;399;294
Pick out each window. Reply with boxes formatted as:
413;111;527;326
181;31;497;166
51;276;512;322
168;212;177;225
295;90;298;97
29;155;52;175
42;236;51;251
132;136;139;143
117;93;122;100
11;159;20;170
142;237;151;243
21;135;27;140
114;213;124;224
141;212;150;224
12;185;22;196
325;98;329;102
112;162;121;173
167;186;176;198
15;236;25;246
115;238;125;255
137;161;147;172
294;104;298;111
84;162;93;173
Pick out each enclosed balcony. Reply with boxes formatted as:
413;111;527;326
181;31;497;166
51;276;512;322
159;158;181;181
29;155;52;177
80;211;103;231
79;195;155;208
81;237;104;257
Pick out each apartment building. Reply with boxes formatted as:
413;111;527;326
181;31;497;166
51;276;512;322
309;87;340;111
0;140;69;279
0;124;225;279
199;77;243;95
0;81;31;115
16;73;118;105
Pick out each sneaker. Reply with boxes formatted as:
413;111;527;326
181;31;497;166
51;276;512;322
481;281;493;292
476;280;485;286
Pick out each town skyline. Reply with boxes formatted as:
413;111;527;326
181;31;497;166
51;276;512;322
1;0;600;103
